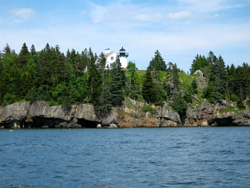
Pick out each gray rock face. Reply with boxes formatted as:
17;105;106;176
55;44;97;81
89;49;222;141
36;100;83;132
233;111;250;126
158;103;182;124
117;101;182;128
196;77;208;89
1;101;249;128
0;102;103;128
0;102;30;123
185;102;250;126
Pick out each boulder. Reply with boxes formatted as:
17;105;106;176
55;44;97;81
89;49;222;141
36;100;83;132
97;124;102;128
158;103;182;124
109;124;118;128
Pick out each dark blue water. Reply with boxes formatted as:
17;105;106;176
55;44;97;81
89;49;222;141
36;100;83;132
1;127;250;187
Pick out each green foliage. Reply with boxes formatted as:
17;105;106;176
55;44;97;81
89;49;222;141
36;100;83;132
1;43;249;119
3;93;16;106
142;68;156;103
126;63;141;100
165;62;180;95
88;51;101;105
110;58;126;106
191;79;198;94
94;54;112;117
171;91;188;122
220;104;240;114
142;106;157;115
203;53;227;103
237;97;245;110
148;50;166;71
3;43;11;55
127;61;137;71
172;64;180;91
183;88;193;103
190;54;210;75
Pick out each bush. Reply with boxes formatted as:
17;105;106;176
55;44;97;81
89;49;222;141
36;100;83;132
3;93;16;106
143;106;157;114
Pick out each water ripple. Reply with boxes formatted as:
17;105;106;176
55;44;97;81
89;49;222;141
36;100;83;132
1;127;250;187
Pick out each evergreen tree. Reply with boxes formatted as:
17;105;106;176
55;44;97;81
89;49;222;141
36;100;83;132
19;43;29;57
171;91;187;123
127;61;137;71
110;58;125;106
191;79;198;94
17;43;29;67
30;44;38;63
3;43;11;55
203;54;227;103
190;54;210;75
148;50;166;71
166;62;174;91
88;50;101;105
94;53;112;116
142;68;156;103
172;63;180;92
147;51;167;104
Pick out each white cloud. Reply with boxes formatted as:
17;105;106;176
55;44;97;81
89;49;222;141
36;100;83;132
89;2;163;24
168;11;191;19
1;21;250;71
2;1;250;71
9;8;35;20
90;5;107;23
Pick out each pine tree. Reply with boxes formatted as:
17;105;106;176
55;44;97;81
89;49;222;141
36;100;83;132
190;54;211;76
148;50;166;71
3;44;11;55
142;68;155;103
94;53;112;116
203;54;227;103
129;63;140;100
88;51;101;105
166;62;174;91
110;58;125;106
191;79;198;94
30;44;37;63
172;63;180;92
17;43;29;67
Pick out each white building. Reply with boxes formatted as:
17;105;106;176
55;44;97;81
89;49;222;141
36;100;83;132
97;47;129;69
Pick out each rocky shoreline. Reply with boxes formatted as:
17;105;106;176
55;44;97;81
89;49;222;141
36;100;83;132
0;100;250;129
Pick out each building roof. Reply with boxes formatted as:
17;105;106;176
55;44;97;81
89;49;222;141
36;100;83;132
105;51;116;58
193;70;204;77
120;47;125;51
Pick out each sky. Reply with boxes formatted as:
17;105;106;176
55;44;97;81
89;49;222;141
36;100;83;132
1;0;250;71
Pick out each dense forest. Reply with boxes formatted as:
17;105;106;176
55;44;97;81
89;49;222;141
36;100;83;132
0;43;249;119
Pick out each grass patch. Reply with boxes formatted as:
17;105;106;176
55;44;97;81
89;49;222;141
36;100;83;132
142;106;157;115
220;104;241;114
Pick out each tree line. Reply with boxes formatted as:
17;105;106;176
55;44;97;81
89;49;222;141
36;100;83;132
0;43;249;119
191;51;250;108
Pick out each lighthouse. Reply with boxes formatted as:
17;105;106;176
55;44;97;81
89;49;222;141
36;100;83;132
118;47;129;68
95;47;129;69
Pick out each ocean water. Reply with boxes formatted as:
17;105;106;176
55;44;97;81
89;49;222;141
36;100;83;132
1;127;250;188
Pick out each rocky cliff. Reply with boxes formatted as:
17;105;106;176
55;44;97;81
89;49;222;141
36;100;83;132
0;100;249;129
185;102;250;126
0;100;181;129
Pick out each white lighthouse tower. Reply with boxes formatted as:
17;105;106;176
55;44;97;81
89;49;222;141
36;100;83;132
95;47;129;69
118;47;129;68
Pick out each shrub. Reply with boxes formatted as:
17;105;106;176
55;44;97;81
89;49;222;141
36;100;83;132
143;106;157;114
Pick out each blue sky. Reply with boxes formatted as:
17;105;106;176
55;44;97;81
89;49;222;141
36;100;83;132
1;0;250;71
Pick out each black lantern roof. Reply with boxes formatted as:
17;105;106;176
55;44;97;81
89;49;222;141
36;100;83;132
119;47;129;57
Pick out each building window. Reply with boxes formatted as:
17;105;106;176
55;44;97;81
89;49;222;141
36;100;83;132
111;56;114;60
